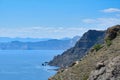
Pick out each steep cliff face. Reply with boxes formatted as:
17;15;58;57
49;30;105;67
49;25;120;80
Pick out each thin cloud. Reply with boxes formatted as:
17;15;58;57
82;17;120;30
82;19;96;23
101;8;120;13
116;14;120;17
0;27;88;38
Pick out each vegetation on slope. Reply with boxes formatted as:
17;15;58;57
49;25;120;80
93;44;103;51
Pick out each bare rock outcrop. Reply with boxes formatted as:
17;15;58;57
88;56;120;80
106;25;120;40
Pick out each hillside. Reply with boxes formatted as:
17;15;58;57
49;25;120;80
49;30;105;67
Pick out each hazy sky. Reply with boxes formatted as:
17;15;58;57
0;0;120;38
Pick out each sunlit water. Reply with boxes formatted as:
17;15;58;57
0;50;63;80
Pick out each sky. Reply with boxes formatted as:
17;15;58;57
0;0;120;38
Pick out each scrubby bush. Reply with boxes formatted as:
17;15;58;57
93;44;102;51
83;75;89;80
105;38;112;47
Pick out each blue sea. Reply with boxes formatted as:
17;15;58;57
0;50;63;80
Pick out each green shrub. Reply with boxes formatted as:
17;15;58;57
83;75;89;80
93;44;102;51
105;38;112;47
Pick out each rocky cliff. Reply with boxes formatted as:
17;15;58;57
49;30;105;67
88;56;120;80
88;25;120;80
49;25;120;80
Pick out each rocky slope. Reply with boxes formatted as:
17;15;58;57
88;56;120;80
49;30;105;67
49;25;120;80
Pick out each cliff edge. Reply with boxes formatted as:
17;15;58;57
49;25;120;80
49;30;105;67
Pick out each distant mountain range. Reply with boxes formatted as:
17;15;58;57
0;37;52;42
0;36;80;50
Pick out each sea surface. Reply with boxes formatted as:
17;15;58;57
0;50;63;80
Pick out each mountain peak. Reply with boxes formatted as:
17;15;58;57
106;25;120;40
49;29;105;67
